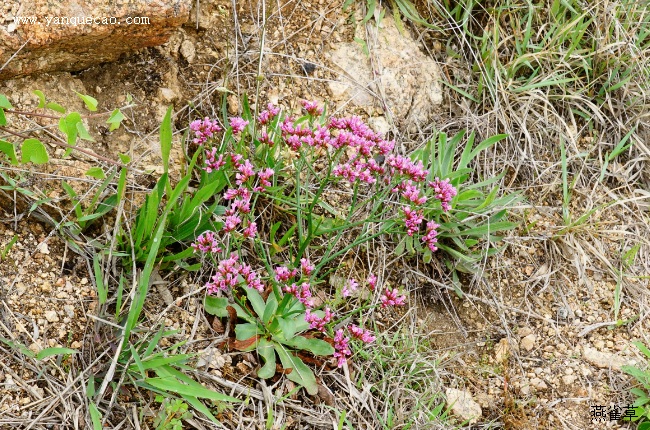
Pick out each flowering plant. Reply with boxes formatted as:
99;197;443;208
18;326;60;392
119;97;517;395
175;98;517;394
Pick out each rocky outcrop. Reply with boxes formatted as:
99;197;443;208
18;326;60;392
0;1;189;80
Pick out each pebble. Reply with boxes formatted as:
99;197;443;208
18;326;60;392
521;334;536;351
44;311;59;323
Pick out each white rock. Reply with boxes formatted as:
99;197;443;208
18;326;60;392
521;334;536;351
328;8;442;127
583;345;636;371
367;116;391;136
446;388;482;424
36;242;49;254
44;311;59;323
562;374;577;385
159;87;177;103
180;39;196;63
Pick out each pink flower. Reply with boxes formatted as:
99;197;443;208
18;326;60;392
429;178;457;212
229;117;249;134
395;180;427;205
258;103;280;125
301;100;323;116
275;266;298;282
191;231;222;253
204;148;226;173
305;307;333;332
342;278;358;297
235;159;255;185
367;274;378;291
403;207;424;236
190;117;222;145
243;221;257;238
422;221;440;252
381;288;407;308
386;155;428;182
257;168;274;189
333;329;352;368
224;215;241;233
283;282;313;307
300;258;314;276
348;324;376;343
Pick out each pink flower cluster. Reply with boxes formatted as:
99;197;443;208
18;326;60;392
341;278;358;297
190;117;221;145
422;221;440;252
381;288;407;307
305;307;333;332
191;231;222;253
333;323;376;368
301;100;323;116
429;177;457;212
258;103;280;126
205;253;264;294
204;148;226;173
283;282;313;307
348;324;376;343
229;117;249;134
333;329;352;368
403;207;424;236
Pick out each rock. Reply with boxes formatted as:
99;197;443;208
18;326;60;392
180;39;196;63
0;1;189;80
518;326;533;337
583;345;636;371
36;242;49;254
521;334;537;352
327;7;442;127
159;87;177;103
367;116;391;136
445;388;482;424
562;374;577;385
44;310;59;322
530;378;548;390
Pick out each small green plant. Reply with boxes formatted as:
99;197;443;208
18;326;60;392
622;342;650;426
153;396;193;429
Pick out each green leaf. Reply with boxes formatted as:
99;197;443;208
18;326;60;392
0;139;18;165
145;377;241;403
0;109;6;126
85;167;106;179
33;90;46;109
21;138;49;164
35;347;78;360
88;402;102;430
273;343;318;395
107;109;125;132
160;106;173;176
46;102;66;113
256;339;277;379
285;336;334;356
93;254;107;304
76;121;95;142
204;296;229;317
246;288;266;318
262;294;278;325
235;323;262;341
75;92;98;111
633;341;650;360
0;94;13;109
